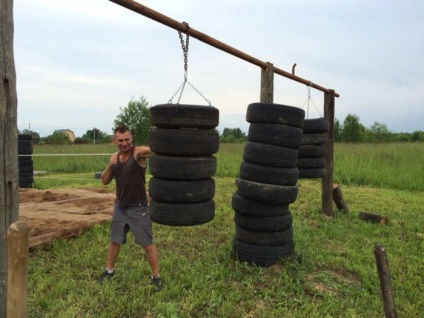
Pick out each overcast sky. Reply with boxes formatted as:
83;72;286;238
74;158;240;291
14;0;424;138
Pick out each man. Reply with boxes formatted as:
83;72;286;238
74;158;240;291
97;125;162;290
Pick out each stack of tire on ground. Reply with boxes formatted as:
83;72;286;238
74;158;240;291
148;104;220;226
232;102;305;267
18;134;34;188
298;118;329;179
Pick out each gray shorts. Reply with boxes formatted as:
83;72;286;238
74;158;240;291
110;205;153;247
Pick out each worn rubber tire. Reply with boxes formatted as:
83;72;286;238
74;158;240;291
298;145;327;158
149;128;219;156
234;211;293;232
235;178;298;205
298;167;326;179
19;176;34;184
239;161;298;186
297;157;325;168
149;199;215;226
232;237;295;267
235;225;293;246
149;177;215;203
149;155;216;180
18;147;33;155
248;123;303;149
246;103;305;128
243;142;298;168
231;192;290;217
18;134;32;141
150;104;219;129
301;133;327;145
303;118;329;133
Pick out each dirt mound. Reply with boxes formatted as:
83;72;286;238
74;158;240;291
18;188;116;248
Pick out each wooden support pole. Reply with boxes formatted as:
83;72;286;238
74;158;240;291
7;221;29;318
374;244;397;318
321;90;335;216
260;63;274;103
1;0;20;316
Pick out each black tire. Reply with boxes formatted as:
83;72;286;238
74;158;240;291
248;123;303;149
235;225;293;246
149;177;215;203
19;176;34;184
301;133;327;145
18;134;32;141
149;155;216;180
234;211;293;232
18;147;33;155
149;199;215;226
246;103;305;128
298;168;326;179
149;128;219;156
235;178;298;205
18;140;32;148
298;145;327;158
150;104;219;129
303;118;329;133
232;237;294;267
18;156;32;164
297;157;326;168
231;192;290;217
239;161;298;186
19;164;33;173
19;182;33;188
243;142;298;168
19;171;34;178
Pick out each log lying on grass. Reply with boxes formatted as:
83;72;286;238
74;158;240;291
359;212;389;224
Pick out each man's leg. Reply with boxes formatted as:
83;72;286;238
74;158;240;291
143;244;159;276
107;241;121;270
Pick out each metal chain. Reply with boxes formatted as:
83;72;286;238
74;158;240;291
168;22;212;106
302;84;322;118
178;22;189;80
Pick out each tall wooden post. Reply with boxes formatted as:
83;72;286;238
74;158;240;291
1;0;20;316
260;63;274;103
7;222;28;318
322;90;335;216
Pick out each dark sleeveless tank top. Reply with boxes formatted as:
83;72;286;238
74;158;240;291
112;147;148;207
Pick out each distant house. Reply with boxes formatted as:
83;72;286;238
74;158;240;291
54;129;76;142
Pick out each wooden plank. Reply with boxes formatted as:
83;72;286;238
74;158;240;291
321;90;335;216
0;0;19;316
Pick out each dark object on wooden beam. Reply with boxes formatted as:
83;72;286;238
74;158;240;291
359;212;389;224
374;244;398;318
333;184;348;213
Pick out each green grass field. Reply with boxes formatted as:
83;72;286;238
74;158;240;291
25;142;424;317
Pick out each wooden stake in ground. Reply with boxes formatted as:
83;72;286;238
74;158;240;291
332;184;348;213
7;221;29;318
374;244;397;318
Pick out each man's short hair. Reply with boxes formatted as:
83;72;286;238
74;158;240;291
114;125;130;134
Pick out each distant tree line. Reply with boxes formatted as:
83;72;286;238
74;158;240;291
20;98;423;145
335;113;424;142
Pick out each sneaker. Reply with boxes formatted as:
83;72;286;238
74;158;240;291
151;276;163;290
97;270;114;284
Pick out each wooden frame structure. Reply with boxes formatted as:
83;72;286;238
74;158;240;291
0;1;339;315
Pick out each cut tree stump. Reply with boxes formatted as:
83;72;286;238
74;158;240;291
333;184;348;213
359;212;389;224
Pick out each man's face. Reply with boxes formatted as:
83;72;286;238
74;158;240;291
114;131;133;153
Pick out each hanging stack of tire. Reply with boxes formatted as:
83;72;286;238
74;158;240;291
148;104;220;226
298;118;329;179
18;134;34;188
232;102;305;267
